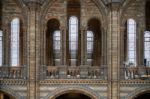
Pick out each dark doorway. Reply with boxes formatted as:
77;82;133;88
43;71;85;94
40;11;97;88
4;94;11;99
56;93;91;99
134;92;150;99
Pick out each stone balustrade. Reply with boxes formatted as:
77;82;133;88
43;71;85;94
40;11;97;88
46;66;107;79
122;66;150;80
0;66;25;79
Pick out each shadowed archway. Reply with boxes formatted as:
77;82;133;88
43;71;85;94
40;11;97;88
56;92;91;99
0;91;15;99
134;92;150;99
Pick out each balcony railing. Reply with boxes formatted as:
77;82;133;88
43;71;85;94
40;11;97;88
0;66;25;79
121;66;150;80
46;66;107;79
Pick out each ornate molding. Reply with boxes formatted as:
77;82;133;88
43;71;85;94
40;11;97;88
120;80;150;86
0;79;27;85
40;79;107;85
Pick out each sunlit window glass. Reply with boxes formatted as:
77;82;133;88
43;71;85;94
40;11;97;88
53;30;61;65
11;18;20;66
87;31;94;65
127;19;136;66
69;16;78;65
144;31;150;66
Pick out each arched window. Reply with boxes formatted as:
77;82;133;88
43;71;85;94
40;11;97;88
46;19;60;66
87;31;94;65
144;31;150;66
0;30;2;66
87;18;101;66
127;19;136;66
53;30;61;65
11;18;20;66
69;16;78;66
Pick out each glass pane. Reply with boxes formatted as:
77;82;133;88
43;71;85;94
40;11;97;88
127;19;136;66
87;31;94;63
69;16;78;65
87;31;94;51
145;31;150;37
53;30;61;65
53;31;61;50
144;31;150;66
11;18;20;66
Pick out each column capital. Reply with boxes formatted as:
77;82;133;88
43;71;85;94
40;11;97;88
120;27;126;32
107;2;121;11
59;26;66;30
80;26;87;31
25;1;42;11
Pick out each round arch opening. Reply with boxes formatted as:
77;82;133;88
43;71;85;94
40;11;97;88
55;92;91;99
0;91;15;99
134;91;150;99
50;89;98;99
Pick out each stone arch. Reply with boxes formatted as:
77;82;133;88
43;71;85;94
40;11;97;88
44;86;101;99
86;17;101;28
120;0;143;28
45;18;60;66
40;0;107;26
121;16;139;27
126;86;150;99
13;0;26;9
0;85;22;99
120;0;137;21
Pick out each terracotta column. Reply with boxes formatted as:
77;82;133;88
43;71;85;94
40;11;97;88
26;1;41;99
120;27;126;79
107;3;121;99
81;27;86;65
61;27;67;65
137;27;144;66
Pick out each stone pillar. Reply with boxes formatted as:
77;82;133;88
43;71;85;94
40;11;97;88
137;27;144;66
100;28;108;66
3;19;10;67
80;27;88;78
120;27;126;79
61;27;67;65
26;1;41;99
107;3;120;99
81;27;86;65
59;27;67;78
